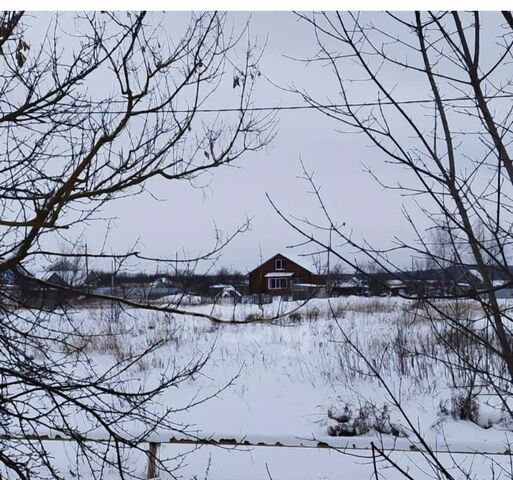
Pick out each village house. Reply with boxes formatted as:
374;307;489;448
330;276;368;297
208;284;242;304
0;265;39;304
248;253;324;298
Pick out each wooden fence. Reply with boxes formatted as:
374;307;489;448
1;433;510;479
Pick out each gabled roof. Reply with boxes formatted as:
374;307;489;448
44;272;69;286
248;252;313;275
335;277;363;288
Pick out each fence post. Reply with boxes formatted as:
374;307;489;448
146;442;160;479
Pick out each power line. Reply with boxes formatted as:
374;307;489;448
7;93;513;116
165;93;513;114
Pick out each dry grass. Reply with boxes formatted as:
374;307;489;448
51;297;513;402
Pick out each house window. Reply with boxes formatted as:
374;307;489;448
275;258;285;270
268;278;288;289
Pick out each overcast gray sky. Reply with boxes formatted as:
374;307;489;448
27;11;479;274
74;11;421;275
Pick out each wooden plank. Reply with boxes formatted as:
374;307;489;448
146;442;160;479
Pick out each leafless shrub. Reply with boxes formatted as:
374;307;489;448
288;311;303;323
304;305;321;321
328;402;407;438
245;313;264;322
439;392;480;423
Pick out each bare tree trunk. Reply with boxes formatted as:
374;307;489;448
285;10;513;478
0;11;273;479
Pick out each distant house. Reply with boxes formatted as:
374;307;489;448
84;271;103;289
208;284;242;304
44;272;69;287
209;284;241;298
248;253;324;297
40;271;73;306
480;267;513;299
151;277;172;288
492;280;513;299
0;268;17;287
0;265;39;303
386;279;408;296
330;276;368;297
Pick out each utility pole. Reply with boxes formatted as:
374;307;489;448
85;243;90;295
326;226;332;295
111;258;115;320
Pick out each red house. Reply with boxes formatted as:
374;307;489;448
248;253;324;296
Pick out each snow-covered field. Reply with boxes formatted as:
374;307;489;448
7;296;513;478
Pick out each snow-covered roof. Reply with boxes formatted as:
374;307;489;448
337;279;360;288
468;269;484;282
264;272;295;278
213;285;242;297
